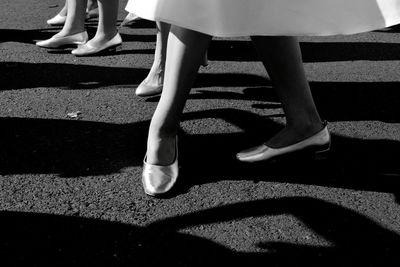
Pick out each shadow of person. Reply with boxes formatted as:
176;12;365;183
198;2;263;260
1;197;399;266
207;39;400;62
0;28;58;44
0;117;149;177
0;108;398;198
174;108;400;197
183;81;400;123
0;62;269;91
0;62;149;91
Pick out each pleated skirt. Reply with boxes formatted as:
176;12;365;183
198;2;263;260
126;0;400;37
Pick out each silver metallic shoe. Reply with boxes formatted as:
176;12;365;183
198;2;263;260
142;137;178;196
236;122;331;163
36;31;88;48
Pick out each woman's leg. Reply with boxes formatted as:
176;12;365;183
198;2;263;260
250;36;323;147
88;0;119;46
55;0;87;37
146;26;212;165
136;22;171;96
59;0;68;16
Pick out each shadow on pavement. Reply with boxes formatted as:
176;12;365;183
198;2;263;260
176;109;400;197
0;28;57;44
0;108;399;203
1;197;399;266
0;62;149;90
187;81;400;123
0;118;149;177
2;61;399;124
208;39;400;62
0;62;268;91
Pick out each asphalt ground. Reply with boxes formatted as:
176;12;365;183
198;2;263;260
1;0;400;266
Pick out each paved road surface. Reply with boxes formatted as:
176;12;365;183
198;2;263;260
1;0;400;266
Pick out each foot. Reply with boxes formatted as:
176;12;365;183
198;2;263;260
142;136;178;196
265;121;326;148
47;14;67;26
146;136;176;166
36;31;88;48
135;64;164;97
72;32;121;56
121;13;141;27
236;121;330;163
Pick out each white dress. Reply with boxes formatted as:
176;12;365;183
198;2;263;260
126;0;400;37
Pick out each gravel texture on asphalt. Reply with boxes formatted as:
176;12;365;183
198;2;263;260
1;0;400;266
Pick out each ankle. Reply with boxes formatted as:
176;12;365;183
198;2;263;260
94;30;118;41
144;68;164;85
146;135;176;165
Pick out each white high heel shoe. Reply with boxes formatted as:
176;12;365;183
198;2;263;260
142;137;178;196
36;31;88;48
236;122;331;163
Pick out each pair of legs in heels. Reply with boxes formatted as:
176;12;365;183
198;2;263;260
37;0;121;56
142;26;330;196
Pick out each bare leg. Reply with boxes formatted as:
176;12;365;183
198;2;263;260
48;0;97;25
250;36;323;147
59;1;68;16
88;0;119;46
146;26;212;165
140;22;171;91
55;0;87;37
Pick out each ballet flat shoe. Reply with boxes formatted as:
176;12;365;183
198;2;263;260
47;14;67;26
142;137;178;196
71;33;122;56
135;80;163;97
236;122;331;163
36;31;88;48
120;13;141;27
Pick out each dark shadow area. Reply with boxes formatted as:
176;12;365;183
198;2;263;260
119;18;157;29
185;80;400;123
0;62;149;90
0;118;148;177
186;81;400;123
208;39;400;62
0;28;58;44
2;197;399;266
119;33;156;43
374;23;400;33
0;62;268;90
